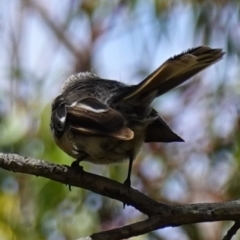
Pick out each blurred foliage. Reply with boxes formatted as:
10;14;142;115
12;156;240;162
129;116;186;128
1;0;240;239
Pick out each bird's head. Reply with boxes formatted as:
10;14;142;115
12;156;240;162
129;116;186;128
61;72;98;93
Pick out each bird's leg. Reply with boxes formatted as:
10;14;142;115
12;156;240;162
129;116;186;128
70;158;83;171
123;153;134;208
70;152;89;171
124;152;134;189
68;155;87;191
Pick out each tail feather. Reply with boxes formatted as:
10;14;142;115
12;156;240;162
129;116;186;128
122;46;224;101
145;116;184;143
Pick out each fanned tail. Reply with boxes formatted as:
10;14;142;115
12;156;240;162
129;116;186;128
122;46;224;102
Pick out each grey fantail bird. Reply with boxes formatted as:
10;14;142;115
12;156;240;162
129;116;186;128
50;46;224;188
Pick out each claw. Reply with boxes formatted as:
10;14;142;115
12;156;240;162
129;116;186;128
123;172;132;208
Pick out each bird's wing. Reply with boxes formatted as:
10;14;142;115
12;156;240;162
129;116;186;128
122;46;224;101
64;94;134;140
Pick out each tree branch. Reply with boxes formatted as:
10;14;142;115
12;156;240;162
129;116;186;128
1;153;240;240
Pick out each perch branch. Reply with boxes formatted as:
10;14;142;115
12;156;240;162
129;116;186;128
1;153;240;240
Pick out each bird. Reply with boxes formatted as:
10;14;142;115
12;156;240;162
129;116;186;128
50;46;224;188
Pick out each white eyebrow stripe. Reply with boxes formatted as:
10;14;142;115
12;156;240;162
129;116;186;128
77;103;108;113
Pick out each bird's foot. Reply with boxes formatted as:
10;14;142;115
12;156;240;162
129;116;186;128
67;159;84;191
123;178;131;192
123;177;131;208
70;160;83;172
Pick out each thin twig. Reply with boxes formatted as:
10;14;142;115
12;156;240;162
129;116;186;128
223;220;240;240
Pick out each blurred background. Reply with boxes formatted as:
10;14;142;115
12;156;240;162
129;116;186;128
1;0;240;239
